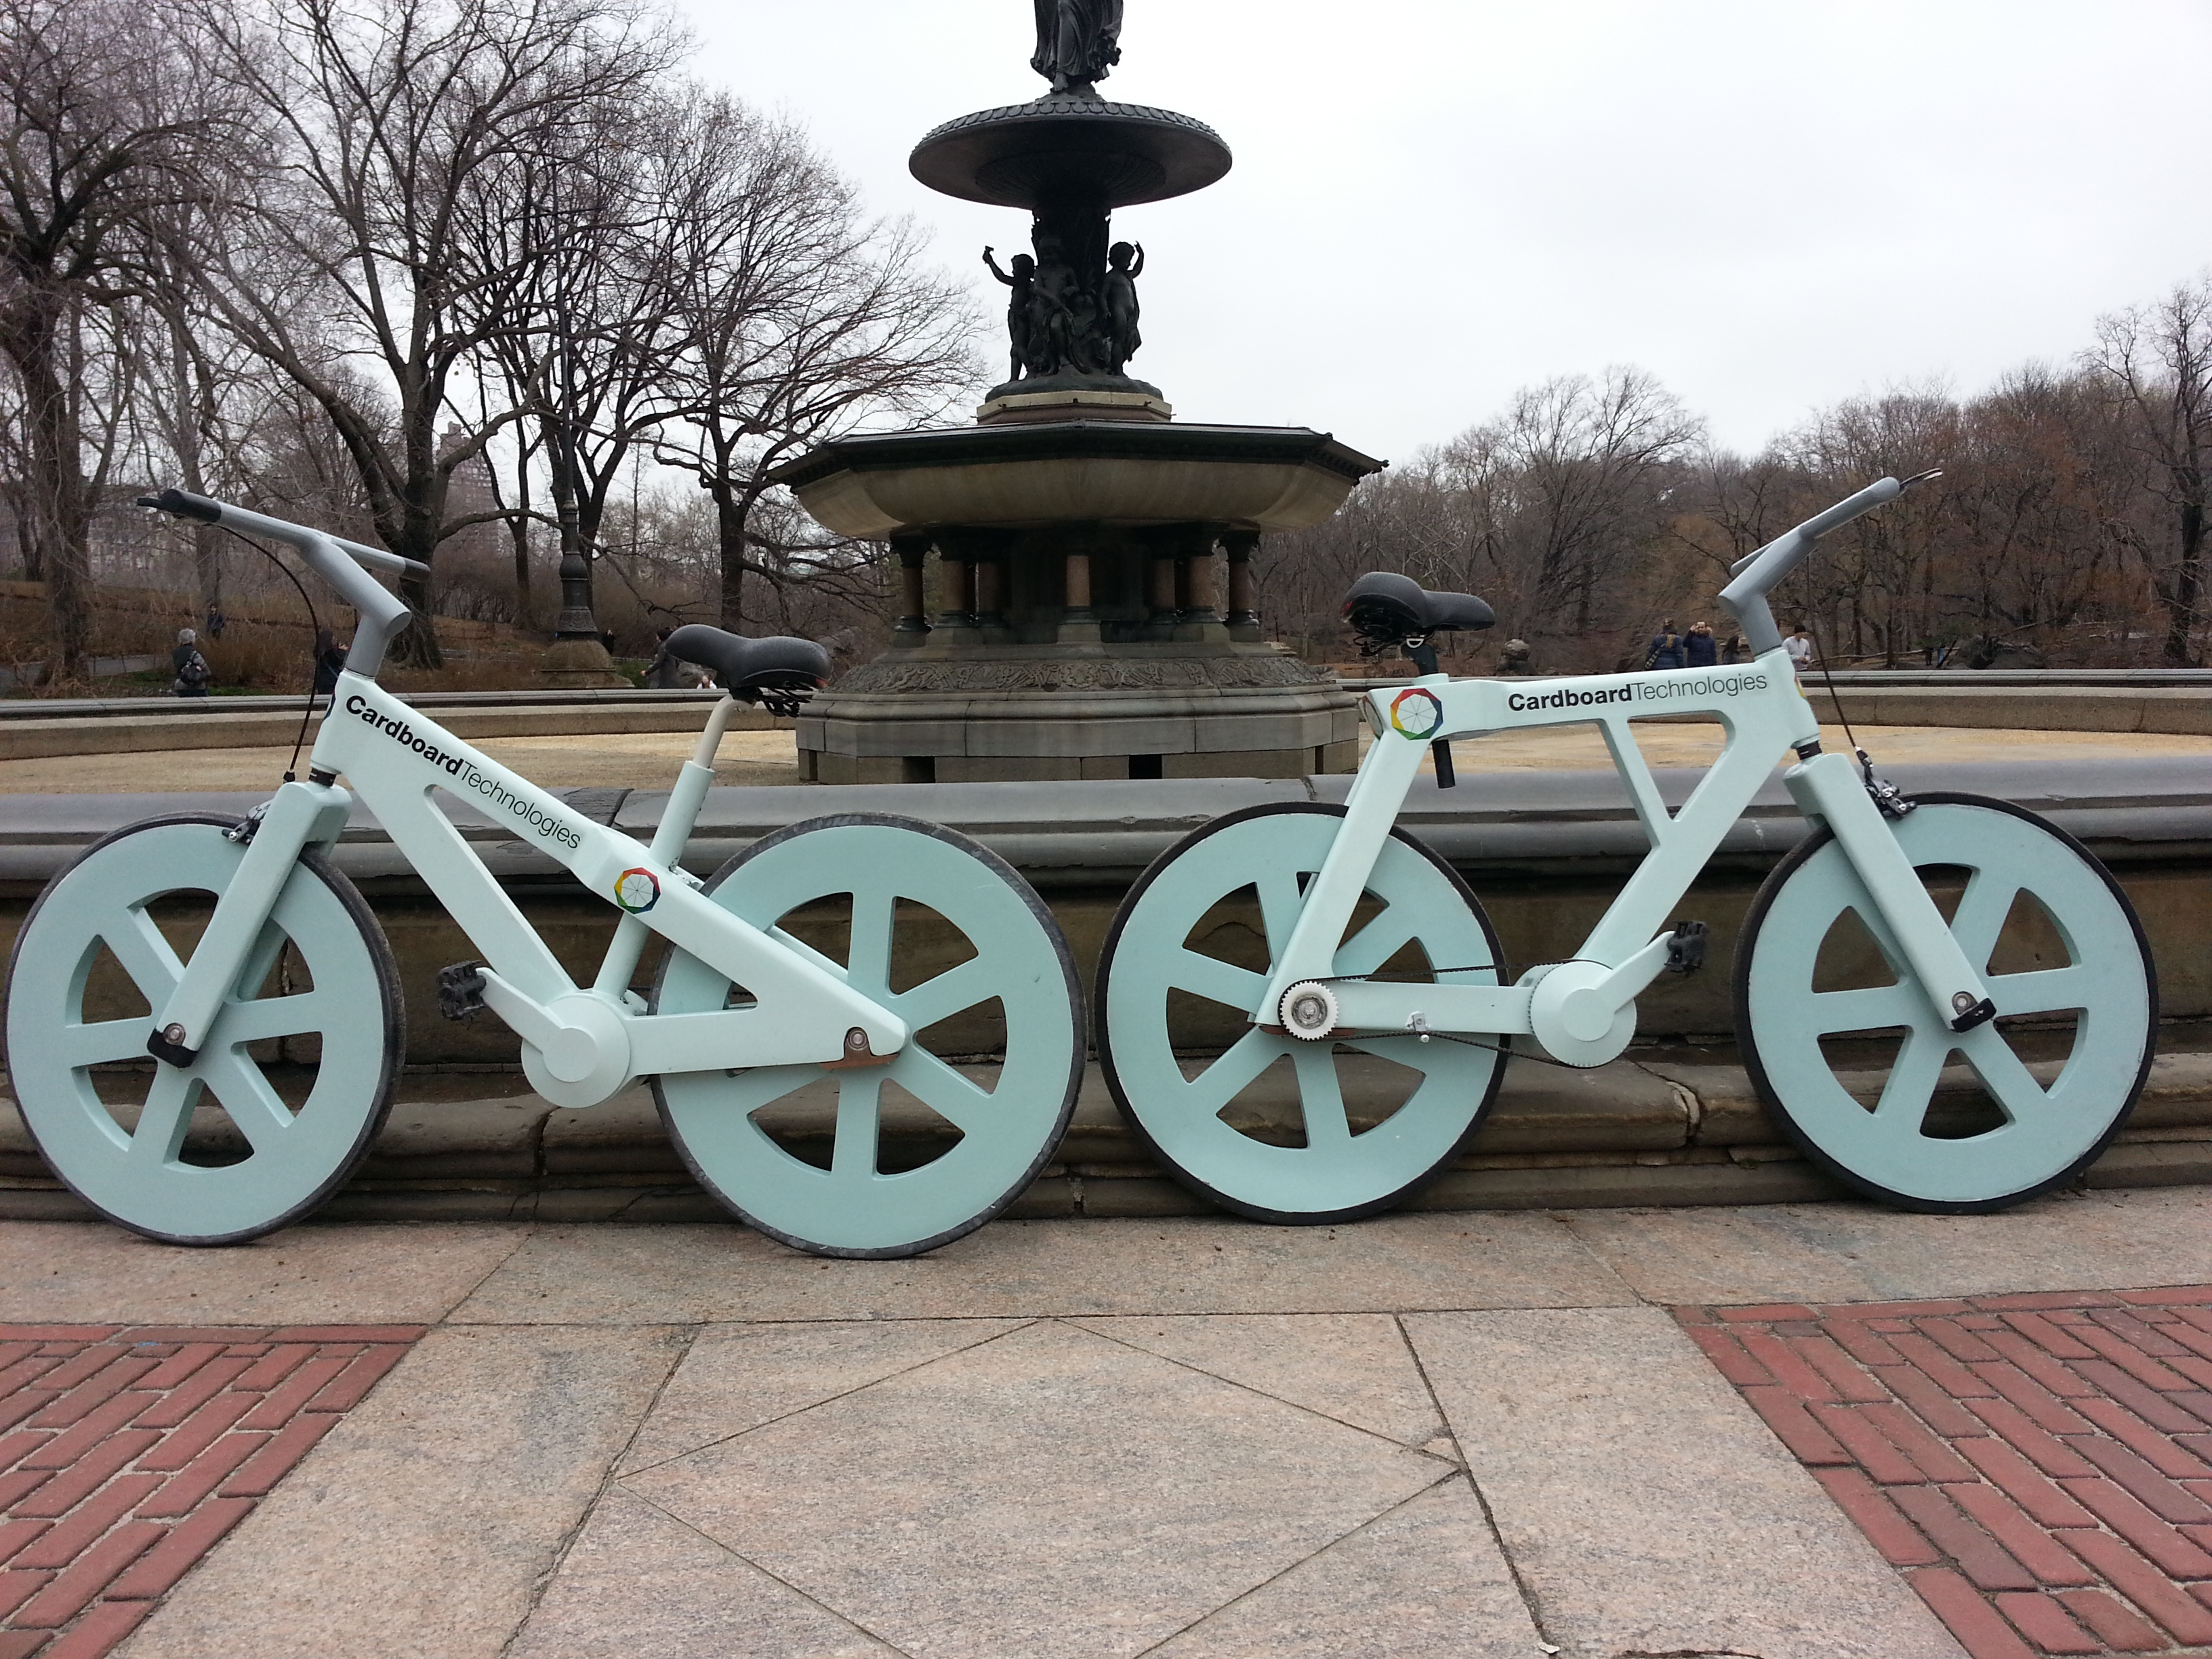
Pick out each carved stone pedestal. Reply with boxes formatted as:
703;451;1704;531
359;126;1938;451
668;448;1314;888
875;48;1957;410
796;641;1357;784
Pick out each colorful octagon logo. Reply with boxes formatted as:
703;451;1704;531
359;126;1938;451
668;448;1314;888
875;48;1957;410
1389;688;1443;741
613;867;661;914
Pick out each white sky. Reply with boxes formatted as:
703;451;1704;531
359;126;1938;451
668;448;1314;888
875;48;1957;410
676;0;2212;466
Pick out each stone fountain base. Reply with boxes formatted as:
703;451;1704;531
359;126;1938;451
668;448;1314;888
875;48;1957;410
797;640;1357;783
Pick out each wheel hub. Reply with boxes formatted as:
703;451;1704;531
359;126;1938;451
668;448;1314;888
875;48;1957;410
1279;981;1339;1041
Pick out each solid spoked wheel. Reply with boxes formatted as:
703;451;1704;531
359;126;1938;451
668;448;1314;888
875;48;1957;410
5;815;403;1244
650;813;1083;1258
1097;802;1507;1223
1738;793;2156;1212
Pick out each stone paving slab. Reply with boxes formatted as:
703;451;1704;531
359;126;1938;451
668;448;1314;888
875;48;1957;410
12;1193;2212;1654
114;1324;685;1659
0;1324;423;1659
1692;1290;2212;1657
0;1226;528;1328
1562;1187;2212;1309
445;1212;1639;1324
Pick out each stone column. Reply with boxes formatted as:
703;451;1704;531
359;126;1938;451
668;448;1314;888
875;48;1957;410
933;549;977;637
1059;533;1101;644
1145;546;1180;639
1172;529;1227;642
972;555;1009;634
891;534;932;647
1223;530;1263;640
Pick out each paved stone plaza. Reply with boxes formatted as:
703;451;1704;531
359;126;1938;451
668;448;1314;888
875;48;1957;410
0;721;2205;794
12;1195;2212;1654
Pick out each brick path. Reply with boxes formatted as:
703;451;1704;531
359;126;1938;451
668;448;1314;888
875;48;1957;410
1685;1289;2212;1657
0;1324;422;1658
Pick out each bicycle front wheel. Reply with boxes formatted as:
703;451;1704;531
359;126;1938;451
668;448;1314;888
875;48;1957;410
650;813;1082;1258
5;815;403;1244
1097;802;1507;1223
1738;793;2155;1212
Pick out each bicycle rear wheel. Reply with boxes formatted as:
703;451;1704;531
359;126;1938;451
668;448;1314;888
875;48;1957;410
1737;793;2155;1212
649;813;1082;1258
5;815;403;1244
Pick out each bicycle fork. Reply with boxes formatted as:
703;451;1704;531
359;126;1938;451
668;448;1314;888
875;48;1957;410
1784;752;1996;1031
145;779;353;1066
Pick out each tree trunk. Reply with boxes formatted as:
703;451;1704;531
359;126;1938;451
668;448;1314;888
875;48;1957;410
2165;498;2205;667
715;487;748;631
4;295;95;674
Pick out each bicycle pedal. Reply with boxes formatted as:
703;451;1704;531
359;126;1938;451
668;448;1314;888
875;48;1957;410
1664;920;1710;975
437;960;488;1022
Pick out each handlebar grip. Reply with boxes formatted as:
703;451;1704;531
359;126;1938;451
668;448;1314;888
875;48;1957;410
136;488;222;525
1797;476;1902;540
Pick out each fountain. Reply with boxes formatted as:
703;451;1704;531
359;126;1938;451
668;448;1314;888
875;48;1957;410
776;1;1385;783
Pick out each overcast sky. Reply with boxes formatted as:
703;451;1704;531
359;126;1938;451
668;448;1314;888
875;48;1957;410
676;1;2211;466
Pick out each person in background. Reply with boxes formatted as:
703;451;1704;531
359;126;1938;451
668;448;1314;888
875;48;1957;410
1720;632;1747;664
643;628;689;689
1683;620;1717;668
1645;618;1686;671
204;604;227;640
171;628;213;698
312;628;348;696
1784;623;1815;674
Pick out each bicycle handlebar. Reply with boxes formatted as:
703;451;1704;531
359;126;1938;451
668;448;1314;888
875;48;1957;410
1715;469;1940;656
137;487;422;682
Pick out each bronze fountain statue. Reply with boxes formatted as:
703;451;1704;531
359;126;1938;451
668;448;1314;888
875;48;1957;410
769;4;1382;784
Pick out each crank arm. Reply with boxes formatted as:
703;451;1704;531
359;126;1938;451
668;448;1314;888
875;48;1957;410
1299;980;1533;1038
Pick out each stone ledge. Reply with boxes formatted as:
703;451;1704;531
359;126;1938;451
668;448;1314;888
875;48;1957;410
5;1050;2206;1225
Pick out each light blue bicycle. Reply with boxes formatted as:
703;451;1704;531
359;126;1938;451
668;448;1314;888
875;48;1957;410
5;491;1084;1254
1096;476;2158;1221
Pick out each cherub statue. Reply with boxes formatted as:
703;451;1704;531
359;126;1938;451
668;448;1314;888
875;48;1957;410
1101;241;1144;374
982;246;1040;380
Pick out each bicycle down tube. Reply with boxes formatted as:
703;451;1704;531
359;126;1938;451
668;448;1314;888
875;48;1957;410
147;674;904;1102
1256;650;1996;1061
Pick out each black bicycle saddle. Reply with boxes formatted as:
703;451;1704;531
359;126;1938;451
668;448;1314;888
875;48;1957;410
665;625;830;703
1341;571;1495;641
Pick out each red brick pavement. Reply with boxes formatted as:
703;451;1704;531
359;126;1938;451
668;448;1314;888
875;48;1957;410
0;1324;423;1658
1685;1289;2212;1658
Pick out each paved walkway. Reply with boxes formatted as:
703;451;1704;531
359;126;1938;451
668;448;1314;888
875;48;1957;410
9;1191;2212;1656
1;722;2205;792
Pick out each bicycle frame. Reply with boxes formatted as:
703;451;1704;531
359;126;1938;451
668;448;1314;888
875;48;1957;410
144;673;905;1108
1255;650;1999;1065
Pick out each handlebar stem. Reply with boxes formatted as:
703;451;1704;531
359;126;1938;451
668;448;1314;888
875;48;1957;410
141;489;422;680
1716;477;1904;655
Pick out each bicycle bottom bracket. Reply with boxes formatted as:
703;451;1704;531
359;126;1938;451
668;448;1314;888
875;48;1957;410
1279;981;1338;1040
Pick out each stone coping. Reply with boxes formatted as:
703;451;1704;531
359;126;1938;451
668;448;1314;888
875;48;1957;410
1;758;2206;886
6;1051;2209;1225
0;687;725;722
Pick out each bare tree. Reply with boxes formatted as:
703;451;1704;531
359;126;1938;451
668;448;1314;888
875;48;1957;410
0;0;222;670
189;0;678;663
649;100;974;631
2088;276;2212;667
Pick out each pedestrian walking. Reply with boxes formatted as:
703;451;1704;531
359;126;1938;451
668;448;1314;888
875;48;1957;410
644;628;689;689
1720;633;1746;665
1645;618;1686;671
1784;623;1814;674
1684;621;1717;668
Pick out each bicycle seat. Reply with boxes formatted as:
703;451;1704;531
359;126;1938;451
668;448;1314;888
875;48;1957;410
664;625;830;699
1341;572;1494;641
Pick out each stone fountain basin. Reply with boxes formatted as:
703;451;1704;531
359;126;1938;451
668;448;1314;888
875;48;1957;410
768;421;1386;538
